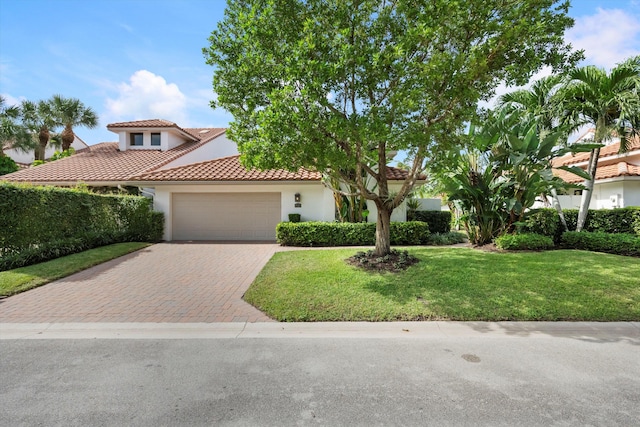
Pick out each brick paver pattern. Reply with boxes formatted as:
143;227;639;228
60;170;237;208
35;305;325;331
0;243;284;323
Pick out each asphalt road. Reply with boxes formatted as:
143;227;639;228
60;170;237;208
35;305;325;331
1;322;639;426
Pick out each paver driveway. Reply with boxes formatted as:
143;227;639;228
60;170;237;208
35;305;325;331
0;243;282;323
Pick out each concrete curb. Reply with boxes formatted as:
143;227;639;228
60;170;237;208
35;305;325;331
1;321;639;340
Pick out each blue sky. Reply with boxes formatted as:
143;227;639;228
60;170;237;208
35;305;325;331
1;0;639;145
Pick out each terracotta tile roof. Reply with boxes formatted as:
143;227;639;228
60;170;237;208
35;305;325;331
107;119;180;128
182;127;227;142
129;155;321;182
552;131;640;183
129;155;417;183
1;127;227;185
553;133;640;166
385;165;425;180
555;161;640;184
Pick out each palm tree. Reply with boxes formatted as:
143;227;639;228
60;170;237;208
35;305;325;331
498;74;571;231
0;96;33;157
51;95;98;151
20;99;59;161
559;56;640;231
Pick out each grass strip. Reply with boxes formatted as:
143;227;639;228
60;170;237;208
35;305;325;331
0;242;151;296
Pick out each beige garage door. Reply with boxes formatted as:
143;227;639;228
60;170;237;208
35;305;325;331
172;193;281;241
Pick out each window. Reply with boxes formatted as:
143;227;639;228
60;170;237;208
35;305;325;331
130;133;143;146
151;133;161;146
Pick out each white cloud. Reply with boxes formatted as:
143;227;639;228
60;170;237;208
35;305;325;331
105;70;187;123
566;8;640;69
0;93;23;107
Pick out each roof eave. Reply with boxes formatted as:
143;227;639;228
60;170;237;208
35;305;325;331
125;179;322;186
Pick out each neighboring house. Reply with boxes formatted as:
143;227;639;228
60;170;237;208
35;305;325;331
2;119;415;241
549;129;640;209
4;135;89;166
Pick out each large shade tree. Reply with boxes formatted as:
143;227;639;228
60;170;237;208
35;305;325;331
51;95;98;152
205;0;580;255
558;56;640;231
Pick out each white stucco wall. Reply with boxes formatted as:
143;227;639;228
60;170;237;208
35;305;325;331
160;134;239;170
152;182;335;240
166;131;185;150
416;198;442;211
532;179;640;210
115;129;193;151
622;180;640;207
592;181;626;209
364;183;408;223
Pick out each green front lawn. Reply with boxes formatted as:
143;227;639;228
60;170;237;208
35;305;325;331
244;248;640;321
0;242;151;296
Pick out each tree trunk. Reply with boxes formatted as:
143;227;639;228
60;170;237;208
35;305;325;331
550;188;568;232
61;125;74;151
576;147;600;232
36;126;50;161
374;203;392;256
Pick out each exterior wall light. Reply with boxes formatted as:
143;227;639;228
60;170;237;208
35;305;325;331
295;193;301;203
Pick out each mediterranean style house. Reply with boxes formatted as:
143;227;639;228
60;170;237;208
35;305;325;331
2;119;415;241
550;129;640;209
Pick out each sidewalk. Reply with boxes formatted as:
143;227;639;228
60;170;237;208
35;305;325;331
2;321;639;341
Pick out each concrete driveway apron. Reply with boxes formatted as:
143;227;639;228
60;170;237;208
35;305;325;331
0;243;281;323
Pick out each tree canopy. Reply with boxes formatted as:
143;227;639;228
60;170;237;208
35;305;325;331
205;0;581;254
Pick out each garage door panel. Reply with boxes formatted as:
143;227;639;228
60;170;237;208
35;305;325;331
172;193;281;241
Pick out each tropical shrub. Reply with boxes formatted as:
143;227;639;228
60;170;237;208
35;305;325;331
495;233;554;251
276;221;430;246
441;110;579;245
561;231;640;257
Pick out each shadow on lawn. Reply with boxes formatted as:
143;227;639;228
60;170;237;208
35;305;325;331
361;247;640;322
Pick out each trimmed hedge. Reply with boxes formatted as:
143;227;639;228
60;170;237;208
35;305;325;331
520;207;640;242
0;182;164;269
561;231;640;257
276;221;430;246
495;233;554;251
407;210;452;233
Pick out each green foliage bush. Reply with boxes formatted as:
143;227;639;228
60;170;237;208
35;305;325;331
276;221;430;246
288;213;301;223
0;182;164;269
0;156;19;176
495;233;554;251
426;231;466;246
407;210;451;233
520;207;640;242
561;231;640;257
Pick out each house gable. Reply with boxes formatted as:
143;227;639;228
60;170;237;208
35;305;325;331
107;119;206;152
